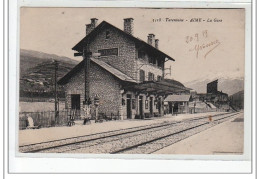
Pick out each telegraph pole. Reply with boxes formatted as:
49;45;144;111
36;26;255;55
74;46;92;103
83;46;92;104
54;60;59;123
74;45;100;124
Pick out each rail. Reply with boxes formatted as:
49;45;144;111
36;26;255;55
19;112;240;153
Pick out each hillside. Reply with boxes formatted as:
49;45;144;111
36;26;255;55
229;90;244;109
184;77;244;96
20;49;79;96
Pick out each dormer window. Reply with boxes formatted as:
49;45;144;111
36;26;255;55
106;31;110;39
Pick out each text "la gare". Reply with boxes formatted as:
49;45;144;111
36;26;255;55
190;18;222;22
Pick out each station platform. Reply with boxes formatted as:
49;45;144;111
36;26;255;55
153;112;244;154
19;112;230;147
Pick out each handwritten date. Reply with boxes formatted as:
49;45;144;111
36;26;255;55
186;30;208;43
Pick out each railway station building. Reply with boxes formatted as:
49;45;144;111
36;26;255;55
58;18;189;120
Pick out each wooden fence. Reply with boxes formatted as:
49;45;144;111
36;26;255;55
19;109;122;130
20;97;65;102
19;109;82;130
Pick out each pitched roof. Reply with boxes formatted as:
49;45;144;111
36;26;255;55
72;21;174;61
125;80;190;95
160;79;186;88
57;58;136;85
91;58;136;83
165;94;191;102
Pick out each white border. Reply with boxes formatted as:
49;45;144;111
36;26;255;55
8;0;254;174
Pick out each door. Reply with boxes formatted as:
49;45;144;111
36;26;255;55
149;97;153;115
71;94;80;110
158;99;161;115
127;94;132;119
169;102;173;114
139;96;143;119
173;103;178;113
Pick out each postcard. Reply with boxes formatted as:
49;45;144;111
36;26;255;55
7;2;253;174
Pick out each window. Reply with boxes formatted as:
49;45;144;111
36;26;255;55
148;56;157;65
140;70;145;82
158;60;163;68
106;31;110;39
148;72;154;81
138;51;145;59
153;58;157;65
148;56;153;64
157;75;162;81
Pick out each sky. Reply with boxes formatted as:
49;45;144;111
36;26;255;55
20;8;245;83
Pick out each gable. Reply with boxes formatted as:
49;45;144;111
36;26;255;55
58;58;136;85
72;21;174;61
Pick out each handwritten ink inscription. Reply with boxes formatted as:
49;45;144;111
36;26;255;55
186;30;208;43
150;17;223;59
186;30;221;59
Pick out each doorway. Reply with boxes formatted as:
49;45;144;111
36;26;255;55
139;96;144;119
126;94;132;119
158;98;161;115
149;97;153;116
169;102;173;114
173;103;179;113
71;94;80;110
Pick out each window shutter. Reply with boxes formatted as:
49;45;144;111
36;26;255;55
140;70;145;82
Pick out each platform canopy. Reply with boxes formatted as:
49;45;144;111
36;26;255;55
124;80;191;96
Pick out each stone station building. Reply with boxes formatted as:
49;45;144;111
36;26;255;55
58;18;189;120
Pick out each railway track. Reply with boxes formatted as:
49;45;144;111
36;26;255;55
19;112;241;154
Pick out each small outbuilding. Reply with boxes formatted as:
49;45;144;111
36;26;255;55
164;94;191;114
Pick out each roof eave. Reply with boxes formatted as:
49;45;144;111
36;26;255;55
72;21;175;61
58;58;137;85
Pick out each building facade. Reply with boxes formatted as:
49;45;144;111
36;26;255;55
196;79;229;110
58;18;188;120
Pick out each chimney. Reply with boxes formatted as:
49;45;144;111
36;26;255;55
91;18;98;28
86;18;98;36
155;39;159;49
147;34;155;47
124;18;134;35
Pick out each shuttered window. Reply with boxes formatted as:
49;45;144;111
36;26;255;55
140;70;145;82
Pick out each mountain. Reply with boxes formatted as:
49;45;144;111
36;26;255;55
229;90;244;109
184;77;244;96
20;49;79;96
20;49;78;76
